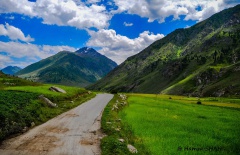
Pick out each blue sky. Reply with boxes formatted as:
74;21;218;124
0;0;239;68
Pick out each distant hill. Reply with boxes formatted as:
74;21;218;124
89;5;240;97
16;47;117;87
1;66;22;75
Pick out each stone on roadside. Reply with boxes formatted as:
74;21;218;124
22;126;28;133
31;122;35;127
49;86;66;93
127;144;138;153
39;95;57;108
118;139;124;143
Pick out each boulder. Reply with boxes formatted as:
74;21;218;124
49;86;66;93
39;95;57;108
31;122;35;127
127;144;138;153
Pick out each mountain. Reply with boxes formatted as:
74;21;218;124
1;66;22;75
15;47;117;87
89;5;240;97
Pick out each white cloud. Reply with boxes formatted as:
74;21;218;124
5;15;15;20
123;22;133;27
0;0;110;29
86;0;101;4
113;0;236;23
0;54;12;68
0;41;76;68
0;23;34;42
87;29;164;64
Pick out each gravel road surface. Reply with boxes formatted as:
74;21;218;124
0;93;113;155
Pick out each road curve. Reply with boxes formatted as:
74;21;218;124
0;93;113;155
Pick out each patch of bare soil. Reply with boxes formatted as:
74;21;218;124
65;113;79;117
16;134;61;152
46;126;69;133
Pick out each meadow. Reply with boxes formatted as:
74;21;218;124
119;94;240;155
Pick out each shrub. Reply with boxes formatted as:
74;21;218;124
197;99;202;104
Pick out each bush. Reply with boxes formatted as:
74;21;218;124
197;99;202;104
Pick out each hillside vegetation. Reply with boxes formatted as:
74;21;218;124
0;71;94;142
89;5;240;97
16;47;117;87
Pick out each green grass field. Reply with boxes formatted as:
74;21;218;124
5;84;88;102
118;94;240;155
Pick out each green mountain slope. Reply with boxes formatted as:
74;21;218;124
1;66;22;75
16;47;117;87
89;5;240;97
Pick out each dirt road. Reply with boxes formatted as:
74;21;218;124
0;93;113;155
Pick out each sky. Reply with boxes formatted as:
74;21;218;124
0;0;240;69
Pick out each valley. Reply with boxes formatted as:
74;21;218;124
0;3;240;155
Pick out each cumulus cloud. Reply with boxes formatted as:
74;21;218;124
0;0;110;29
0;41;76;68
123;22;133;27
0;54;12;68
0;0;235;30
87;29;164;64
113;0;236;23
0;23;34;42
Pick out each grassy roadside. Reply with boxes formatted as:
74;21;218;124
0;84;95;142
100;94;150;155
121;94;240;155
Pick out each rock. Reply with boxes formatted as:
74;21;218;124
113;105;118;109
127;144;138;153
49;86;66;93
118;139;124;143
22;126;28;133
214;89;225;97
39;95;57;108
88;91;92;94
70;101;74;103
119;94;127;100
31;122;35;127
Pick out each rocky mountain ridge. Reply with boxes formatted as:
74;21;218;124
89;5;240;97
16;47;117;87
